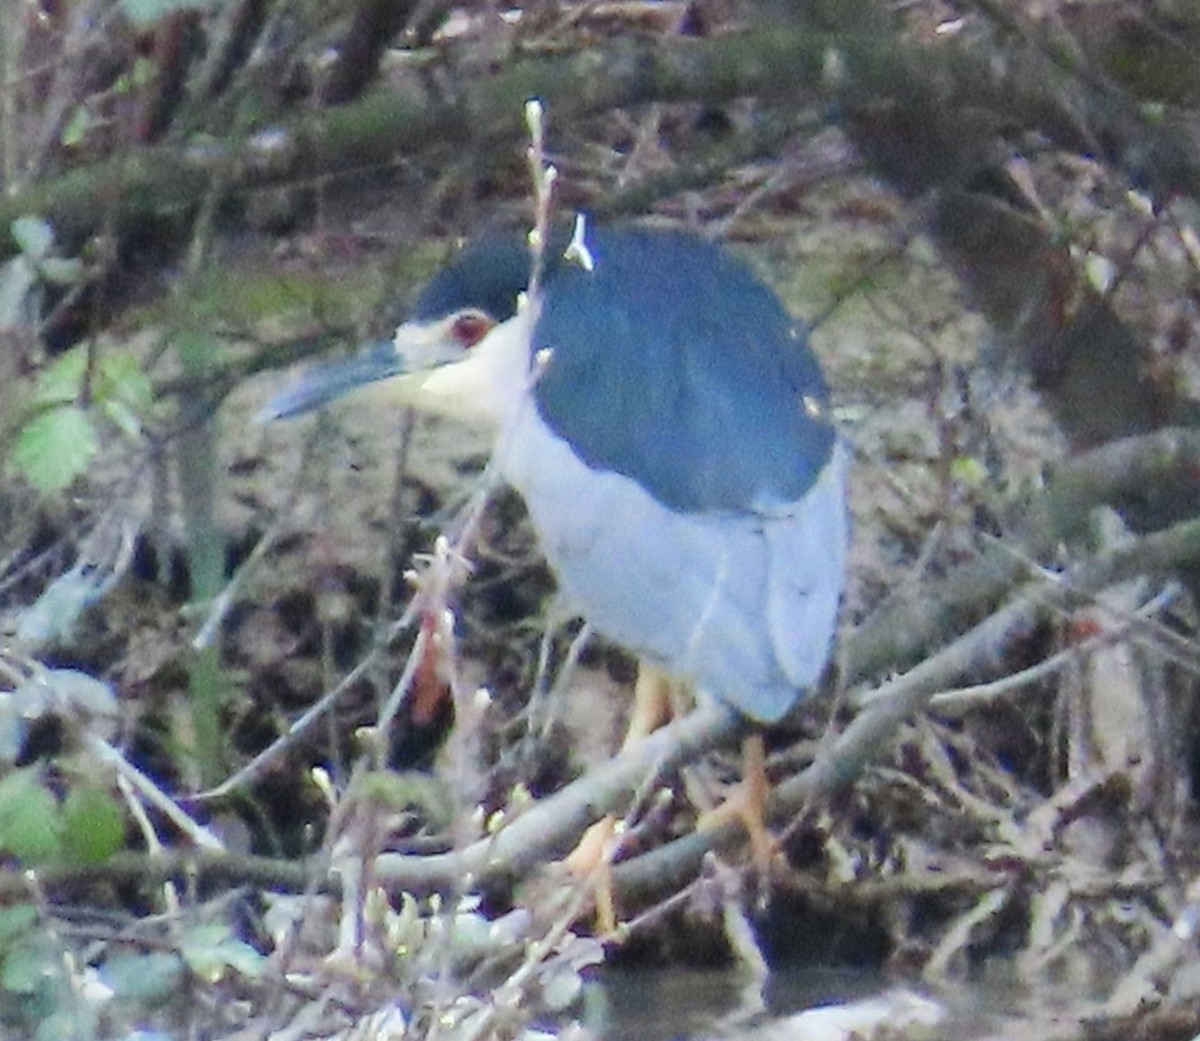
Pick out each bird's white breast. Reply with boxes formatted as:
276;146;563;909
495;395;847;722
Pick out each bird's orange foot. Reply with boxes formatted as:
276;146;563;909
559;665;685;934
562;815;619;934
697;734;778;872
622;665;678;750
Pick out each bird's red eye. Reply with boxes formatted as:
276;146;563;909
451;311;493;348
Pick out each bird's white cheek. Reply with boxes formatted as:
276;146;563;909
413;307;541;428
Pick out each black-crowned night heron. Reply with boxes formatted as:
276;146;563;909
266;220;848;912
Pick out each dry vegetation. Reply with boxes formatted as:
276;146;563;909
0;2;1199;1039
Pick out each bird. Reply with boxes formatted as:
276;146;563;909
265;219;848;910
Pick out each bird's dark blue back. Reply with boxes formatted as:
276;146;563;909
413;226;836;515
532;228;835;514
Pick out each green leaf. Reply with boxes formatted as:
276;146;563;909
0;905;38;948
130;56;157;89
11;217;53;262
215;936;266;978
103;950;184;1000
11;407;99;493
950;454;988;488
37;1008;100;1041
60;106;91;148
61;785;125;863
13;568;107;647
173;328;223;375
39;257;84;286
0;698;23;763
0;256;37;329
97;351;154;407
0;768;63;864
30;345;87;406
114;57;158;94
1;936;59;994
96;351;154;439
180;923;265;982
100;398;143;439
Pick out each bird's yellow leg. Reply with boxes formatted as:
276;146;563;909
698;734;777;871
623;664;676;749
562;814;618;934
562;664;678;932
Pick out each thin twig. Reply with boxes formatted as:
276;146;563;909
80;732;224;851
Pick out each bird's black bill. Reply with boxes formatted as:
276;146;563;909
260;339;401;421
